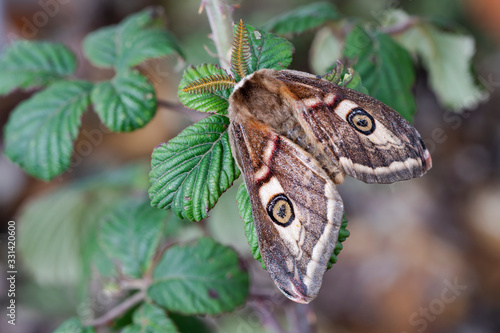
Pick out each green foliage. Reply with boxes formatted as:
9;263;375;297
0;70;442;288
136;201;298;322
264;2;340;35
99;200;168;278
236;182;265;269
322;62;369;94
53;318;95;333
149;115;239;221
83;7;183;70
344;26;416;121
245;24;294;73
343;70;369;94
390;10;487;110
82;26;117;68
0;41;76;95
121;303;179;333
328;215;350;268
18;164;150;286
1;4;488;332
178;64;233;114
149;238;249;315
169;313;213;333
309;27;344;74
2;7;182;180
91;70;157;132
4;81;93;180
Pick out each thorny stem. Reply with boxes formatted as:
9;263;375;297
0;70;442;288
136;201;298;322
201;0;234;71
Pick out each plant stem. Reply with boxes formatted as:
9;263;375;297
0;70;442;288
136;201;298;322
85;291;146;327
157;99;208;121
287;304;316;333
381;16;419;35
202;0;234;71
249;300;287;333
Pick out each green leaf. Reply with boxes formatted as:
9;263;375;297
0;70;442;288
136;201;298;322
395;14;487;110
18;164;150;286
4;80;93;180
116;8;184;70
263;2;340;35
99;199;167;278
149;238;249;315
169;313;213;333
149;115;240;221
83;7;183;70
53;318;95;333
343;26;416;121
246;24;294;73
178;64;233;114
236;183;265;269
310;26;343;75
82;26;118;68
91;70;156;132
0;41;76;95
327;215;349;269
342;69;369;94
163;213;191;239
122;303;179;333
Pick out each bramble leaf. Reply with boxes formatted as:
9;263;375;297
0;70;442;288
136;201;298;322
328;215;350;269
17;164;150;286
0;41;76;95
99;199;167;278
344;26;416;121
121;303;179;333
342;69;369;94
149;115;240;221
82;26;118;68
91;70;156;132
4;80;92;180
263;2;340;35
246;24;294;73
53;318;95;333
236;183;265;269
149;238;249;315
391;10;487;110
310;26;343;75
83;7;183;70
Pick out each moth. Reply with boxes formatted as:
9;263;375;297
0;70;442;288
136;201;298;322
227;68;432;303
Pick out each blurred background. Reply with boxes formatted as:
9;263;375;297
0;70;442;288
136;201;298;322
1;0;500;332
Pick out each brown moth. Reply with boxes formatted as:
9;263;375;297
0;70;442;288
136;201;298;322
228;68;432;303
